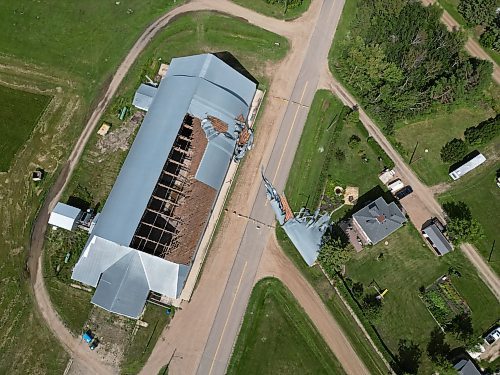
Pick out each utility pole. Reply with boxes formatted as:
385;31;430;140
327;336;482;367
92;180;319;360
488;240;496;262
409;141;419;165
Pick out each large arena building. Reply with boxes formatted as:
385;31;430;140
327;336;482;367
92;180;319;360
72;54;257;318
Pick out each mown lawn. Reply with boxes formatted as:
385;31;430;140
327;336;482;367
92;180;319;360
394;106;496;186
228;278;346;375
346;224;499;374
231;0;311;20
278;90;499;374
439;160;500;275
0;85;51;171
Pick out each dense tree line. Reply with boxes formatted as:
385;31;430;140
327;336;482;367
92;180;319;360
333;0;493;133
458;0;500;52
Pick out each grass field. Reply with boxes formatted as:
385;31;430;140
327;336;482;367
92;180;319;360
0;85;51;171
394;106;496;186
0;1;244;373
228;278;346;374
231;0;311;20
278;90;499;374
439;160;500;275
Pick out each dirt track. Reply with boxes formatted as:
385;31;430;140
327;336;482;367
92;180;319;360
421;0;500;85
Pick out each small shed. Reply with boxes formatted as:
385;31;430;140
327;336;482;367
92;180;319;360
132;84;158;111
422;223;453;256
48;202;82;231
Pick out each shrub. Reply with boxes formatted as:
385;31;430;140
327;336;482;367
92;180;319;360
440;138;468;163
480;27;500;51
348;134;361;148
334;148;346;161
464;114;500;145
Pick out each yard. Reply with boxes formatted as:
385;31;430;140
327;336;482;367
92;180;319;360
0;85;51;171
227;278;346;375
393;106;496;186
439;160;500;275
231;0;311;20
278;90;500;374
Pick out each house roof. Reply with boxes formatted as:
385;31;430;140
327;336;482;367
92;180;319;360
423;223;453;256
453;359;482;375
72;236;189;318
48;202;81;230
449;153;486;180
132;83;158;111
353;197;406;244
91;53;256;247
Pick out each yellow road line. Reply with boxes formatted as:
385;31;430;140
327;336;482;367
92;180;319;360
208;261;248;375
271;80;309;184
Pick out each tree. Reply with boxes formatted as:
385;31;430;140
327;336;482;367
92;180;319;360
393;339;422;375
447;217;485;245
317;237;351;277
348;134;361;148
458;0;496;26
440;138;468;163
464;114;500;145
352;282;364;299
480;27;500;51
426;327;450;362
449;312;474;342
362;293;382;321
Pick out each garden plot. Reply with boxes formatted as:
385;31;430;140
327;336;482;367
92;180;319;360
422;275;470;330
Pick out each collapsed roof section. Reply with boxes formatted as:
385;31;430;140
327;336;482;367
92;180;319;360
263;173;330;266
72;54;257;318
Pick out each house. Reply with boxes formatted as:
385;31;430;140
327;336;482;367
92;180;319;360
352;197;406;245
449;153;486;180
422;222;453;256
453;359;482;375
132;83;158;112
48;202;82;231
71;53;257;319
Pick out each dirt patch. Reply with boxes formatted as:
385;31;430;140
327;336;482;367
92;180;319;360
96;112;143;154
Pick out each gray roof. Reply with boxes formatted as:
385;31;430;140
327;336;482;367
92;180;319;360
48;202;81;230
353;197;406;244
423;223;453;256
72;236;189;318
132;83;158;111
449;153;486;180
454;359;482;375
91;54;256;246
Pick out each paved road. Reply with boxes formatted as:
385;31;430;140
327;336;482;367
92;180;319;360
421;0;500;85
323;75;500;302
195;1;350;374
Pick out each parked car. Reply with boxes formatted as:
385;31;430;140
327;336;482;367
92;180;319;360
395;186;413;199
82;330;94;343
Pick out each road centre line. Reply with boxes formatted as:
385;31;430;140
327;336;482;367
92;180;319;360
207;260;248;375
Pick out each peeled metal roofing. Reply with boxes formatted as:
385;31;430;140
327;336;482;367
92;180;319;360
423;224;453;256
91;54;256;246
283;214;331;266
353;197;406;244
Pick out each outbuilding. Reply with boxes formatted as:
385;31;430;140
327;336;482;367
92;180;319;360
422;222;453;256
48;202;82;231
132;83;158;112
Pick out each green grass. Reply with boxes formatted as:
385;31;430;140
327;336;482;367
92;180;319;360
278;90;499;374
328;0;359;64
231;0;311;20
394;106;496;186
0;1;186;372
121;304;172;375
439;161;500;275
228;278;346;375
0;85;51;171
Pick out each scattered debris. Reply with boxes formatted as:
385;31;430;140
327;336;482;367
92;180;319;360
97;122;111;136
